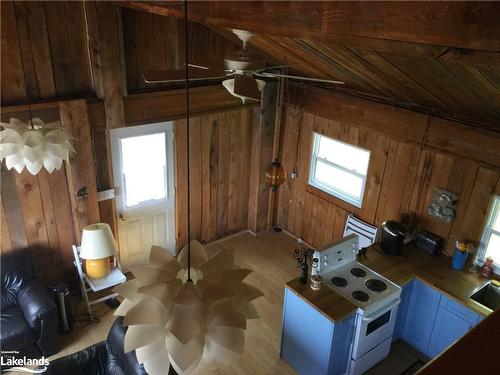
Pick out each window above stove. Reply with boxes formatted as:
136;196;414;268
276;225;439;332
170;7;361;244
308;132;371;208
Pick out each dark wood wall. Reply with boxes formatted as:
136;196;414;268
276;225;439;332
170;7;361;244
1;2;93;103
122;7;239;92
276;87;500;256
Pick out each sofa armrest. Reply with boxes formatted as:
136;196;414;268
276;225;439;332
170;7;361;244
18;280;57;332
45;342;108;375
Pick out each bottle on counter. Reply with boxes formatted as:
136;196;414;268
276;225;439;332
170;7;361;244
480;257;494;278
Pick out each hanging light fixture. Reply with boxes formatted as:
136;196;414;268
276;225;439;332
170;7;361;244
114;2;263;374
114;240;262;374
265;158;287;191
0;117;75;175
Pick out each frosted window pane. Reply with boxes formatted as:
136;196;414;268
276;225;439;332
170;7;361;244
485;232;500;263
317;136;370;175
315;160;364;199
121;133;167;207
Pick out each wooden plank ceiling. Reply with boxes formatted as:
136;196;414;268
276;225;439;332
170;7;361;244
120;1;500;131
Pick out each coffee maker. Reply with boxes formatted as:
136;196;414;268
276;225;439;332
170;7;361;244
380;220;407;255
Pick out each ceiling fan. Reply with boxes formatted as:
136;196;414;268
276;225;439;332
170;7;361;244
142;29;344;102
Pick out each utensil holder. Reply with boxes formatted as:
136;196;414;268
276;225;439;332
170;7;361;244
451;249;468;270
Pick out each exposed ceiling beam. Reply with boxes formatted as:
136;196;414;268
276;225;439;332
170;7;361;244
117;1;500;52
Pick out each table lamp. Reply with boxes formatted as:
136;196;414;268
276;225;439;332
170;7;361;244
80;223;117;279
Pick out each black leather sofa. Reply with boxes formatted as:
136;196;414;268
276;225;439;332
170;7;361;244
46;317;177;375
1;248;59;358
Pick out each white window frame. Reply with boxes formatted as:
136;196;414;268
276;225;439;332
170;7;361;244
308;132;370;208
475;195;500;273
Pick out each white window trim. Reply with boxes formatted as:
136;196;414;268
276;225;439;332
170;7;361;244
308;132;370;208
475;195;500;273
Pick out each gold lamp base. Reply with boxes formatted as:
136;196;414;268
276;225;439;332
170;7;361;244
85;257;110;279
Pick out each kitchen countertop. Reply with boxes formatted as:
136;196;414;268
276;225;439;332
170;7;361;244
285;242;492;323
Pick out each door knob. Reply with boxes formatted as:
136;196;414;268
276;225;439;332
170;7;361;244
119;214;127;222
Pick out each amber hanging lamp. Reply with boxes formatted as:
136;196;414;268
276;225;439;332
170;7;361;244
265;159;287;191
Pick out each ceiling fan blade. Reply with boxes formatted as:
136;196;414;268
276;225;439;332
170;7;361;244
254;71;344;85
188;57;225;72
142;69;229;84
254;64;297;73
233;75;261;100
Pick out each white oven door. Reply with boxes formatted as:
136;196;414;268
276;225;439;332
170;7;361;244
351;297;400;359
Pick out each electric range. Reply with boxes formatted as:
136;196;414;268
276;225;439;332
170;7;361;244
314;234;402;375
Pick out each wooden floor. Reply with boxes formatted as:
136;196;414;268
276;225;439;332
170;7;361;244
48;230;427;375
365;340;428;375
50;230;300;374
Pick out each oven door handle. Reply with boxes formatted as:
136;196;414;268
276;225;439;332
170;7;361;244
362;298;401;322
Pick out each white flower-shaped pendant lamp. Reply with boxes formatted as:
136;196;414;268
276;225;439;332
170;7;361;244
113;240;263;375
0;117;75;175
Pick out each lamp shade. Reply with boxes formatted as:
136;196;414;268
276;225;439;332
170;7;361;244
80;223;117;260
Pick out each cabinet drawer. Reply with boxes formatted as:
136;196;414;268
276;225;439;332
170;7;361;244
439;294;479;325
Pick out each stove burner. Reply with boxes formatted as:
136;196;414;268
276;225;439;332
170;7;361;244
352;290;370;302
350;267;367;278
331;277;348;287
366;279;388;293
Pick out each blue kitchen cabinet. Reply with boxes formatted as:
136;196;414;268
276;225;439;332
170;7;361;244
281;287;355;375
393;279;413;341
401;279;441;356
427;306;474;357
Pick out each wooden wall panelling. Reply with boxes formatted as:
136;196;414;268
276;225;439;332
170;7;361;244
14;2;40;99
375;141;423;226
1;196;13;252
275;101;500;250
276;107;299;231
124;86;248;125
247;83;277;233
0;169;28;250
0;1;27;102
426;118;500;167
240;107;253;230
59;100;101;244
444;159;481;255
174;119;188;250
121;7;240;93
287;85;428;144
13;170;52;272
85;1;128;239
216;112;231;237
27;2;57;98
455;167;499;250
201;114;219;241
227;110;245;232
188;116;203;241
43;2;92;98
174;108;254;249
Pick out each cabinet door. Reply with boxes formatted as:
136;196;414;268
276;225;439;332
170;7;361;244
402;280;441;355
393;280;413;341
428;307;473;357
281;288;334;375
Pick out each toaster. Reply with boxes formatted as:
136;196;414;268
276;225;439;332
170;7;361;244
416;231;443;256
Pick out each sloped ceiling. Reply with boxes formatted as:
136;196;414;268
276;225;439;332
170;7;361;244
121;1;500;131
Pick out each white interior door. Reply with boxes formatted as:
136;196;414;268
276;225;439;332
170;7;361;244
110;122;175;269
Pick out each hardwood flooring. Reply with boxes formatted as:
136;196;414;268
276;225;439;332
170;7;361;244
365;340;428;375
50;230;300;374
